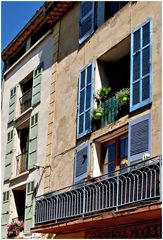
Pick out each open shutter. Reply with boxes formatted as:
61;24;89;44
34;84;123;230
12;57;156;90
74;142;90;183
8;86;17;123
24;181;34;234
77;63;94;139
32;63;43;107
130;19;152;112
79;2;94;44
4;129;14;181
1;191;10;238
28;113;38;170
128;113;151;164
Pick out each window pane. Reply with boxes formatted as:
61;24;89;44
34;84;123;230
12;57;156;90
133;81;140;105
86;85;91;109
142;46;150;76
87;65;92;85
81;2;92;18
108;142;116;162
133;52;140;81
143;22;150;47
134;29;140;52
80;70;85;89
85;110;91;131
108;162;115;173
120;137;128;159
142;76;150;101
80;15;92;38
80;90;85;113
79;114;84;134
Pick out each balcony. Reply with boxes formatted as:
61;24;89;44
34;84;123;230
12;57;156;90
19;89;32;114
16;152;28;175
35;156;161;225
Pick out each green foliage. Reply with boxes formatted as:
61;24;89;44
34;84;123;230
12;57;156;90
92;107;104;120
96;86;111;102
116;88;130;106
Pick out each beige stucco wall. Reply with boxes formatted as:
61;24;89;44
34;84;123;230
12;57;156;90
46;2;161;193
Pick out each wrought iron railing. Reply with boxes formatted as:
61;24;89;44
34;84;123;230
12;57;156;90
19;89;32;113
35;156;161;225
16;152;28;175
100;96;129;128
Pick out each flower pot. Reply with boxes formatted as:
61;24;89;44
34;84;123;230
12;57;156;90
94;112;102;120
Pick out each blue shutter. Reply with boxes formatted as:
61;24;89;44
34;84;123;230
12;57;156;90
8;86;17;123
79;2;94;44
77;63;94;139
1;191;10;238
128;113;151;164
4;129;14;181
24;181;34;234
130;19;152;112
74;142;90;183
32;63;43;107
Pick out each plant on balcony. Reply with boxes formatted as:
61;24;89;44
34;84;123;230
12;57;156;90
115;88;130;106
7;220;24;237
95;86;111;103
92;107;104;120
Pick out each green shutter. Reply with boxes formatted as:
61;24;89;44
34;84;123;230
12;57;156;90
1;191;10;238
4;129;14;181
32;63;43;107
24;181;34;234
8;86;17;123
28;113;38;170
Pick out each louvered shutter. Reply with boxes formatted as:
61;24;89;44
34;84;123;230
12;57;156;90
28;113;38;170
8;86;17;123
4;129;14;181
79;2;94;44
128;113;151;164
1;191;10;238
32;63;43;107
77;63;94;139
74;142;90;183
24;181;34;234
130;19;152;112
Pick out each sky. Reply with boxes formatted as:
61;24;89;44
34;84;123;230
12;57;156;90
1;1;44;51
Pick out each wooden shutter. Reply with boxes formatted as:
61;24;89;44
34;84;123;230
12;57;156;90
4;129;14;181
24;181;34;234
1;191;10;238
74;142;90;183
8;86;17;123
28;113;38;170
128;113;151;164
130;19;152;112
79;2;94;44
77;63;94;139
32;63;43;107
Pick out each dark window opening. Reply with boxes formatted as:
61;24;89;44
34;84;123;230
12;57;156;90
105;1;128;20
7;44;26;68
20;75;33;113
30;22;51;47
13;188;26;221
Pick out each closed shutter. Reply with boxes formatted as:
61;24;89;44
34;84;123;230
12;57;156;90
1;191;10;238
77;63;94;139
24;181;34;234
28;113;38;170
130;19;152;112
8;86;17;123
79;2;94;44
32;63;43;107
4;129;14;181
128;113;151;164
74;142;90;183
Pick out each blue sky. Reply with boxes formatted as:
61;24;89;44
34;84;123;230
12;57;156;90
1;1;44;51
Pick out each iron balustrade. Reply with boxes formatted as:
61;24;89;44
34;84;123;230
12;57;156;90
35;156;161;225
16;152;28;175
19;89;32;113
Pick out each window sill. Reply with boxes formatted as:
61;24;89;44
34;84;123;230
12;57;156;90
15;107;33;122
10;171;29;181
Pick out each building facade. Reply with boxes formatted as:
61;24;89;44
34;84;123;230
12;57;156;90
1;1;162;239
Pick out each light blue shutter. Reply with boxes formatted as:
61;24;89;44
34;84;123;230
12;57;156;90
32;63;43;107
28;113;38;170
24;181;34;234
128;113;151;164
1;191;10;238
77;63;94;139
74;142;90;183
79;2;94;44
4;129;14;181
130;19;152;112
8;86;17;123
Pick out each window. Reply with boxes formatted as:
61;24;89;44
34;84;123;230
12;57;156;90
77;63;94;139
130;19;152;112
102;135;128;174
79;1;128;44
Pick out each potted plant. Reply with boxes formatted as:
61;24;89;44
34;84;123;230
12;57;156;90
95;86;111;103
92;107;104;120
115;88;130;106
7;220;24;237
